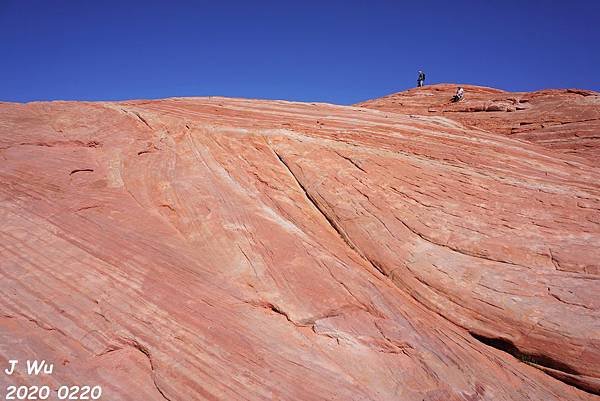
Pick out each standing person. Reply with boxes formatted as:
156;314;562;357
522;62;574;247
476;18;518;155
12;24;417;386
417;70;425;87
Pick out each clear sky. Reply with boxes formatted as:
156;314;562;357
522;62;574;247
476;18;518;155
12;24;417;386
1;0;599;104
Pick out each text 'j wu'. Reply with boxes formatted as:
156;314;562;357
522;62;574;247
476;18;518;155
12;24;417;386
4;360;54;376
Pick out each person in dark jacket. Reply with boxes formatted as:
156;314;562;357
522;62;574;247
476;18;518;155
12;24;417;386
417;70;425;87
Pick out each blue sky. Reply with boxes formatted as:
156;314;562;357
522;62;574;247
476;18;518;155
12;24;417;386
1;1;599;104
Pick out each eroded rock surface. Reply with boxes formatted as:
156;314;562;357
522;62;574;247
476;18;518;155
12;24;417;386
0;96;599;400
357;84;600;164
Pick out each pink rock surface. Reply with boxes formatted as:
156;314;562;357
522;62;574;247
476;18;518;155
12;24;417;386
357;84;600;164
0;96;599;400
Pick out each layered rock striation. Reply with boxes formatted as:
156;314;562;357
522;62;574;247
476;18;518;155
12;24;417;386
0;94;599;400
357;84;600;164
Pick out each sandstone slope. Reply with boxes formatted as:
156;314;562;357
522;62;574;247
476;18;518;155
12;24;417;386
0;96;599;400
357;84;600;164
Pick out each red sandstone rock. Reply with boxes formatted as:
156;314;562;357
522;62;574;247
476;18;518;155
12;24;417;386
357;84;600;164
0;95;599;400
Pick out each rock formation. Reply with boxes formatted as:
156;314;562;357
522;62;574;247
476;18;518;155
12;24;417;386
357;84;600;164
0;93;599;400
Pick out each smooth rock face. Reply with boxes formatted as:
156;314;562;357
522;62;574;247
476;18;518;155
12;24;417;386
357;84;600;164
0;96;599;400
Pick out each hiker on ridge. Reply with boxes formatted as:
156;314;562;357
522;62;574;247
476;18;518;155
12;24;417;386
452;87;464;102
417;70;425;87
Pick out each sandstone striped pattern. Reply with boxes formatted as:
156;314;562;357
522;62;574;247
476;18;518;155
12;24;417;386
1;95;598;400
